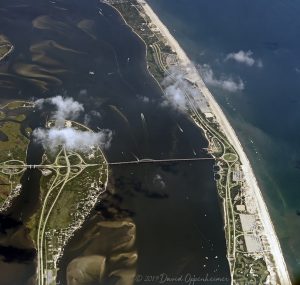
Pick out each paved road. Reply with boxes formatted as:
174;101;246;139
109;157;214;165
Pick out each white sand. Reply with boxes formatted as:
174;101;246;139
138;0;291;284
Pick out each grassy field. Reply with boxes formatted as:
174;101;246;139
0;121;29;162
0;101;32;210
223;152;237;162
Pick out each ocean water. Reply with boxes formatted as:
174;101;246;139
148;0;300;282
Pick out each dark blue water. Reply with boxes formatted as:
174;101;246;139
148;0;300;281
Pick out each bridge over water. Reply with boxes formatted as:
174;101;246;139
108;157;214;166
0;157;214;170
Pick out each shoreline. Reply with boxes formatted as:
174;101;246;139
137;1;291;284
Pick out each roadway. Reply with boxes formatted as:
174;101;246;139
109;157;214;165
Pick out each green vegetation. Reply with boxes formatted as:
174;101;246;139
0;174;11;201
230;185;241;200
9;114;26;122
0;44;11;57
0;34;13;59
26;121;109;285
0;101;32;211
4;100;33;110
224;152;237;162
0;122;28;161
211;137;223;157
234;254;269;284
0;111;5;120
147;47;165;82
112;0;169;83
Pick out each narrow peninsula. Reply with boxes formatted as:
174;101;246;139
102;0;291;284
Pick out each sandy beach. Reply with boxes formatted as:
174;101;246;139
137;0;291;284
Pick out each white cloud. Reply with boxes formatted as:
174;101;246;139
137;95;150;103
35;95;84;126
83;110;102;126
153;174;166;189
225;50;263;67
33;127;112;152
257;59;263;68
79;89;87;96
90;110;102;118
160;67;189;112
84;114;91;126
200;64;245;92
161;84;187;112
34;96;112;151
161;63;244;112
